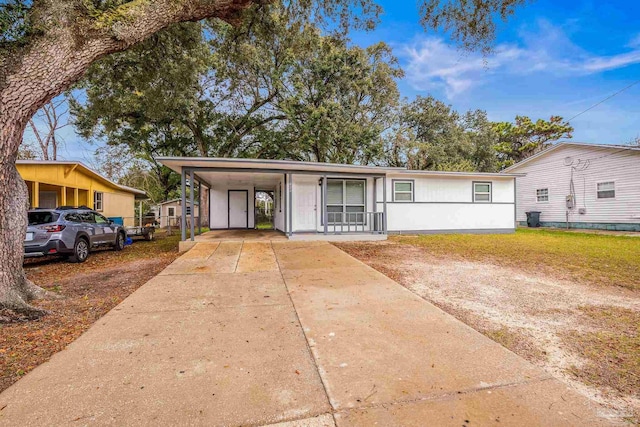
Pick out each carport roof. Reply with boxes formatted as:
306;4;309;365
156;157;524;178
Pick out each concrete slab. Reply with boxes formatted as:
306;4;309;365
263;413;336;427
271;242;358;271
160;241;242;275
0;304;329;427
236;241;279;273
113;272;290;313
179;242;220;260
334;379;611;427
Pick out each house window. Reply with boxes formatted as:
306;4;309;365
597;181;615;199
93;191;103;211
167;207;176;217
326;179;365;224
473;182;492;203
393;180;414;202
536;188;549;202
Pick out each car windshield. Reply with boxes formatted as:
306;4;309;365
28;211;60;225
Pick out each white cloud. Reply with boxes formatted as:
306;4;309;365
401;21;640;98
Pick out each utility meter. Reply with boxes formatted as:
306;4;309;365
566;195;575;209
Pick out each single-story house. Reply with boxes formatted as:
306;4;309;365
504;142;640;231
157;157;521;241
157;198;199;228
18;160;147;226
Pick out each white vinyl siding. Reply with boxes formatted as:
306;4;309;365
510;145;640;224
473;182;492;203
596;181;615;199
393;181;414;202
536;188;549;202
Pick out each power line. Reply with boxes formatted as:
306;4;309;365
567;79;640;122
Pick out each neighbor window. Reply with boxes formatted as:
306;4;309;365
473;182;492;203
393;180;414;202
93;191;103;211
597;181;615;199
167;207;176;217
536;188;549;202
326;179;365;224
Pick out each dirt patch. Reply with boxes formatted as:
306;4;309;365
0;234;181;393
336;240;640;423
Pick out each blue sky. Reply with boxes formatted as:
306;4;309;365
350;0;640;145
34;0;640;161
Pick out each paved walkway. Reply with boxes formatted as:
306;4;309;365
0;241;614;426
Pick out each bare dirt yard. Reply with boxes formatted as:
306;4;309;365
0;231;182;394
335;229;640;424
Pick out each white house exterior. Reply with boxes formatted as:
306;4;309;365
504;142;640;231
157;157;520;241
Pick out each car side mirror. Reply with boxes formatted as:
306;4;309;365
108;220;114;226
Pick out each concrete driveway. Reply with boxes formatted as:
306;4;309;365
0;241;613;426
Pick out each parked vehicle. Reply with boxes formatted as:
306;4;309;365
24;207;127;263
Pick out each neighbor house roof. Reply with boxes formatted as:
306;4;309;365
502;142;640;172
156;157;523;178
159;198;199;206
16;160;147;199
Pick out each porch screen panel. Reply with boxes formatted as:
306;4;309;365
326;179;365;224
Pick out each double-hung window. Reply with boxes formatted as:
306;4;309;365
536;188;549;202
93;191;103;211
326;179;365;224
393;180;414;202
597;181;615;199
473;182;492;203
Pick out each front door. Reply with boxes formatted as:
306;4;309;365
228;190;248;228
294;179;317;231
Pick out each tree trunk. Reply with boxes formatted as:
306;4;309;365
0;0;255;315
0;118;49;317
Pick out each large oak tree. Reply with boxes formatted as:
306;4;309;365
1;0;529;316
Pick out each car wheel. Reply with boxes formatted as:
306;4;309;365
114;232;125;251
145;230;154;241
69;238;89;263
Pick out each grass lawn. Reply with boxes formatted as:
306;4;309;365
394;228;640;291
0;231;183;393
336;228;640;421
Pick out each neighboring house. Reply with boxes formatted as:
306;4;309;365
504;142;640;231
158;199;199;228
157;157;520;241
17;160;146;226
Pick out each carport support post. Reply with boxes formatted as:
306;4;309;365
383;176;388;234
198;180;202;235
322;175;328;235
181;168;187;241
190;169;195;241
287;173;292;237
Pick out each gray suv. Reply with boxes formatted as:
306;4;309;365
24;207;127;263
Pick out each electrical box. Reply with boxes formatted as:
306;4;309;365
566;195;575;209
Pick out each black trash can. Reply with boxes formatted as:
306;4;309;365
526;211;541;227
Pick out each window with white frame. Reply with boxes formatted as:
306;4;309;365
536;188;549;202
93;191;103;211
326;179;365;224
597;181;615;199
393;180;414;202
473;182;492;203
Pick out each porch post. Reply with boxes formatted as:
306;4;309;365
322;175;328;235
33;181;39;208
73;188;79;207
139;200;143;227
287;173;293;237
190;169;195;241
198;180;202;235
383;176;388;234
61;186;66;207
181;168;187;241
